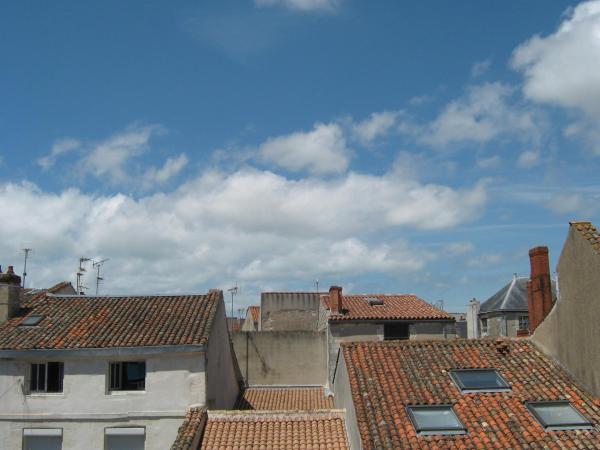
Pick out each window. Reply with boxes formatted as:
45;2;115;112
450;369;511;393
20;315;43;327
481;318;488;334
384;323;409;340
22;428;62;450
526;401;593;431
104;427;145;450
367;297;384;306
518;315;529;330
109;362;146;391
29;362;63;393
406;405;466;436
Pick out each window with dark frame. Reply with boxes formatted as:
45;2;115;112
29;362;64;393
109;361;146;391
518;315;529;330
526;401;593;431
481;318;488;334
384;323;409;340
406;405;467;436
450;369;511;393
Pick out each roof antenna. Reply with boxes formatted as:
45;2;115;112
21;248;33;288
227;283;238;332
93;259;109;295
315;279;319;293
76;257;91;295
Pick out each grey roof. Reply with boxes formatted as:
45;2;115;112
479;277;556;314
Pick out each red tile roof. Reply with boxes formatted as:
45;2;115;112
200;410;349;449
22;281;75;307
247;305;260;322
171;407;207;450
323;294;452;321
342;339;600;449
571;221;600;254
0;291;221;350
236;387;334;410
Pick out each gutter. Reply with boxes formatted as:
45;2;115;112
0;344;206;359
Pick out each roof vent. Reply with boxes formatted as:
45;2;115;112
367;297;384;306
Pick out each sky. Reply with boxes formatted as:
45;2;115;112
1;0;599;314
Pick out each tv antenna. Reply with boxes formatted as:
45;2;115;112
227;283;238;332
76;257;91;295
92;259;109;295
315;279;319;292
21;248;33;288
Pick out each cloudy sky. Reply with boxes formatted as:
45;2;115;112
1;0;599;313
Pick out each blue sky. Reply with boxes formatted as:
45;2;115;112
1;0;599;313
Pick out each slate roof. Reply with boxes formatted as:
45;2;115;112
236;387;334;410
0;291;221;350
247;305;260;322
322;294;453;321
571;221;600;254
479;277;556;314
342;339;600;449
200;410;349;450
171;407;207;450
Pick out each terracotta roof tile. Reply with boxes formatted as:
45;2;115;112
22;281;75;308
200;410;349;450
247;305;260;322
0;291;221;350
171;407;207;450
323;294;453;321
571;221;600;254
342;339;600;449
236;387;334;410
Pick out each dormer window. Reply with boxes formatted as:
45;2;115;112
526;401;593;431
450;369;511;393
20;315;44;326
407;405;467;435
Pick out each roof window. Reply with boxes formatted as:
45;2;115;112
406;405;466;436
367;297;384;306
450;369;511;393
20;315;44;326
526;401;593;431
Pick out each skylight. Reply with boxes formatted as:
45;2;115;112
406;405;466;435
526;401;593;431
450;369;511;393
20;315;44;326
367;297;384;306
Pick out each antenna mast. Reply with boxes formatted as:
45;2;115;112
92;259;109;295
21;248;32;288
76;257;91;295
227;283;238;332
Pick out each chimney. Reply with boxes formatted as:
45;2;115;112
329;286;343;315
0;265;22;324
527;246;553;333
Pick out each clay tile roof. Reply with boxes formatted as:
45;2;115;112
236;387;334;410
200;410;349;450
0;291;221;350
247;305;260;322
571;221;600;254
171;407;207;450
22;281;75;308
323;294;453;321
342;339;600;449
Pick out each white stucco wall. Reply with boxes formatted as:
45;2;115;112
332;354;362;450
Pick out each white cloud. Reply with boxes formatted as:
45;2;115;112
254;0;341;13
476;155;501;169
512;1;600;119
142;153;189;188
37;138;81;170
471;58;492;77
0;167;486;301
466;252;503;268
516;149;541;168
352;110;401;144
443;242;475;256
545;193;587;214
414;83;542;148
258;122;351;174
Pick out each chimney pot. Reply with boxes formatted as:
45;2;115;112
329;286;343;315
527;246;553;333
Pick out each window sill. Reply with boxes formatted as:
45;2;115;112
26;393;65;398
107;390;147;396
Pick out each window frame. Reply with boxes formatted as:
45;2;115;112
104;426;146;450
406;405;467;436
108;361;146;393
22;428;63;450
518;315;529;330
525;400;593;431
480;318;488;334
383;322;410;340
450;368;511;393
28;362;64;394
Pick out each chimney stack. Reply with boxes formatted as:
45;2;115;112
0;264;22;324
329;286;343;315
527;246;553;333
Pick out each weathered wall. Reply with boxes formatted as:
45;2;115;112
0;284;20;324
328;323;382;383
206;299;241;409
332;352;362;450
532;226;600;397
480;312;526;338
260;293;320;331
232;331;327;386
409;321;455;339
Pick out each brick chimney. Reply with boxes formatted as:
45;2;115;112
0;265;22;324
329;286;343;315
527;246;553;333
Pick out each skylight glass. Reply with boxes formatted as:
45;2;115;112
20;315;43;326
406;405;466;435
526;401;593;431
450;369;511;392
366;297;384;306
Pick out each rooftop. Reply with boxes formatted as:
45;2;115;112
236;387;334;410
571;221;600;254
323;294;452;321
247;305;260;322
342;339;600;449
0;291;221;350
171;407;207;450
479;276;556;314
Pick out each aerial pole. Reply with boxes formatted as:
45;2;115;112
76;257;91;295
92;259;109;295
227;283;238;332
21;248;32;288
